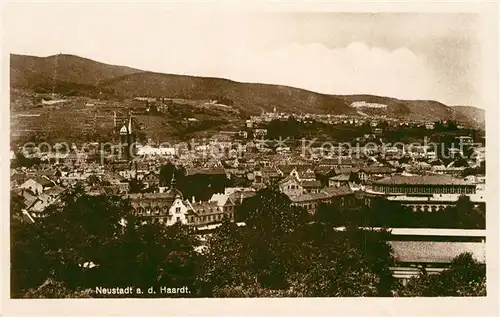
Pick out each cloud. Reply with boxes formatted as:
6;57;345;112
4;5;479;106
152;41;439;102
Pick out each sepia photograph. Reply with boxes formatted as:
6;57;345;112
1;1;499;316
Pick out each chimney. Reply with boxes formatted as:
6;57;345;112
192;196;195;203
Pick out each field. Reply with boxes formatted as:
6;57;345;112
10;91;244;146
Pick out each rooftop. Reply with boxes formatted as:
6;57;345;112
390;241;485;264
374;175;470;186
291;186;353;203
329;174;350;181
300;180;322;188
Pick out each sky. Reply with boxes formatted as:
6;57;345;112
3;3;484;107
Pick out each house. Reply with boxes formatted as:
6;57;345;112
186;201;226;226
328;173;362;190
254;129;267;137
285;166;316;182
279;175;304;198
128;186;183;225
209;193;237;219
290;186;356;214
329;173;350;187
260;168;281;184
333;167;360;176
455;136;474;146
318;158;341;168
167;196;191;225
118;168;136;180
296;168;316;182
276;146;291;154
227;188;257;205
300;180;322;194
358;166;395;183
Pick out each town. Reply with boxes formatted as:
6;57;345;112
10;91;487;298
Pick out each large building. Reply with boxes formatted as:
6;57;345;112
387;191;486;212
127;175;250;227
372;175;476;195
290;186;356;213
387;228;485;281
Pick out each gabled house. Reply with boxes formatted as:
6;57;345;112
185;200;225;226
279;175;304;198
329;172;363;191
290;186;356;214
329;173;351;188
209;193;237;219
300;180;322;194
167;196;191;225
358;166;395;183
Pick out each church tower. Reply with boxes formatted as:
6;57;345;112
119;111;136;160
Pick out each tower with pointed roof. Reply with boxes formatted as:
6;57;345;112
119;111;136;160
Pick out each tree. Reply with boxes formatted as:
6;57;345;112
10;191;26;227
396;252;486;297
23;278;93;298
237;187;309;234
159;163;178;187
129;178;146;193
96;221;202;296
11;151;41;168
195;220;256;296
11;187;201;298
11;186;131;293
198;188;394;297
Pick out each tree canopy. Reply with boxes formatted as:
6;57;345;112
11;187;486;298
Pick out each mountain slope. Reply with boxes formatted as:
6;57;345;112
99;72;456;120
10;53;483;127
10;53;142;88
451;106;485;128
98;71;349;115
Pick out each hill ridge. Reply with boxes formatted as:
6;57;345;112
10;53;484;128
